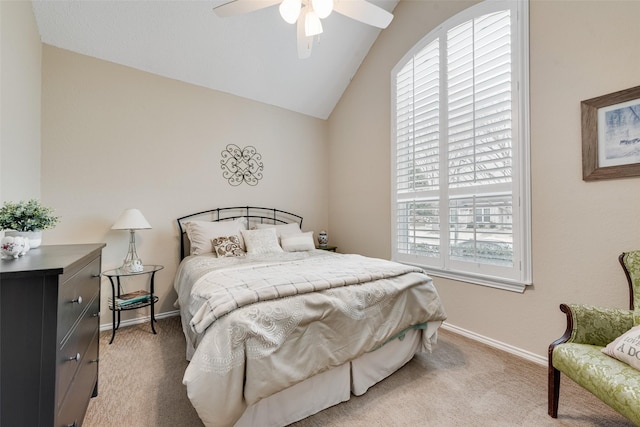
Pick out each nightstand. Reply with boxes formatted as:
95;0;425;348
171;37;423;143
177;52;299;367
317;245;337;252
102;264;163;344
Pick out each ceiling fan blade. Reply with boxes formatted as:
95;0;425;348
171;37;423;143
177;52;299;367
212;0;281;17
297;8;313;59
333;0;393;29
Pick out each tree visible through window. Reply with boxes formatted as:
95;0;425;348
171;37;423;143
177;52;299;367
391;0;531;291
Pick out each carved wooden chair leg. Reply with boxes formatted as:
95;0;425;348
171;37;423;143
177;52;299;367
548;363;560;417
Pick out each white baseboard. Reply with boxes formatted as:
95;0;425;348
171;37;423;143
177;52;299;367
99;309;181;332
441;322;547;366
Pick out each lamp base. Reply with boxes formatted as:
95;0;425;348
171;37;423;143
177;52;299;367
121;229;144;273
121;258;144;273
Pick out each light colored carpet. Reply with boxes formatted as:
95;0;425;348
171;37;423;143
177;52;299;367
84;316;634;427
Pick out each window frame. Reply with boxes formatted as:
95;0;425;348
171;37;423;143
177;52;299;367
390;0;531;292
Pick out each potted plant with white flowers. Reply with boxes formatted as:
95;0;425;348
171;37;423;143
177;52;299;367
0;199;60;248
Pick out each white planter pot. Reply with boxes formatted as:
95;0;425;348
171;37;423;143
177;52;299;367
4;230;43;249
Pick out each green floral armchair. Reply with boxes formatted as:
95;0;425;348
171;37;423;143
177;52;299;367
548;251;640;424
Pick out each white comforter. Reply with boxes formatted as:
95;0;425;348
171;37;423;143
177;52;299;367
174;251;447;427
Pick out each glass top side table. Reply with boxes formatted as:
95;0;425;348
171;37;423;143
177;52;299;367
102;264;164;344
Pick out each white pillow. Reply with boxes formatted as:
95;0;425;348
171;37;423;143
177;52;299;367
241;228;284;254
602;325;640;371
253;222;302;237
185;218;247;255
280;231;315;252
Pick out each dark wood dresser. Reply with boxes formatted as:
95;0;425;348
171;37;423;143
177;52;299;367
0;243;105;427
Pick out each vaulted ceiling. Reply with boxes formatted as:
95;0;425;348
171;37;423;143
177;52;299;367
32;0;399;119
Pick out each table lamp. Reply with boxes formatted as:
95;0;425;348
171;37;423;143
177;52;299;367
111;208;151;273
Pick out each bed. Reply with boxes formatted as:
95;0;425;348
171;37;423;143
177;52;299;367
173;206;447;427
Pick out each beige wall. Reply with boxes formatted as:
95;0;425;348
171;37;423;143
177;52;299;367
41;46;329;323
0;0;41;202
10;0;640;360
328;0;640;360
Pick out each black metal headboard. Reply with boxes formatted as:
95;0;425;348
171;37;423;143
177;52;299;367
177;206;304;260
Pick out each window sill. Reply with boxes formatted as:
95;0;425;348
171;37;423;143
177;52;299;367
402;263;531;293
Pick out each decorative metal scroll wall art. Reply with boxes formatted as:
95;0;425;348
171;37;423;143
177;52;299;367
220;144;264;186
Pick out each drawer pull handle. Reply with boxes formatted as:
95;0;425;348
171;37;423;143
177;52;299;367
90;358;99;364
66;420;78;427
68;353;81;362
71;295;83;305
93;311;100;318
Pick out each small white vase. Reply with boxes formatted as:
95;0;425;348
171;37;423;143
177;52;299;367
318;230;328;247
4;230;42;249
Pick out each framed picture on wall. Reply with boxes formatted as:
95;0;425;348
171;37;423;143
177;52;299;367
581;85;640;181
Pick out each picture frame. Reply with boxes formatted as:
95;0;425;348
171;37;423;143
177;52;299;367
581;85;640;181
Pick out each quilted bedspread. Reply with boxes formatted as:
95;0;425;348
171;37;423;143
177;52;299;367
174;251;447;427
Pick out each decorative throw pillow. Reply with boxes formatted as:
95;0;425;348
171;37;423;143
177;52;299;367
184;218;247;255
602;324;640;371
241;228;283;254
280;231;315;252
212;236;245;257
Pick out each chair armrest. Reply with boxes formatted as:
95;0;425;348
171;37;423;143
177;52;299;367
552;303;633;348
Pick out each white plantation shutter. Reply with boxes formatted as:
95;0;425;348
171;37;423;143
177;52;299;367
447;11;512;189
396;42;440;194
395;40;441;258
391;0;531;291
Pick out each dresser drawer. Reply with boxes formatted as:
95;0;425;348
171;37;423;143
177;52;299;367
57;292;100;411
58;257;100;344
56;329;99;427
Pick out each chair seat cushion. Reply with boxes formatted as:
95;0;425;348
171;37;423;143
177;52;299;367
553;343;640;424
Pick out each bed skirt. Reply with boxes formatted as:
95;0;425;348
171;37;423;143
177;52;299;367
234;325;435;427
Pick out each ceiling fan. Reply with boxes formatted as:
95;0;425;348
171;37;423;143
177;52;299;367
212;0;394;59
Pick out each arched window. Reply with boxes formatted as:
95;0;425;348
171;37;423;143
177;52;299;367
391;0;531;291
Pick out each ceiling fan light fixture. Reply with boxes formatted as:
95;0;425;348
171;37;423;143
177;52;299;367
279;0;302;24
305;10;323;36
212;0;394;59
311;0;333;19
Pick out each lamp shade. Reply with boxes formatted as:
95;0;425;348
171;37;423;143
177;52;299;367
279;0;301;24
111;209;151;230
312;0;333;19
305;10;323;36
